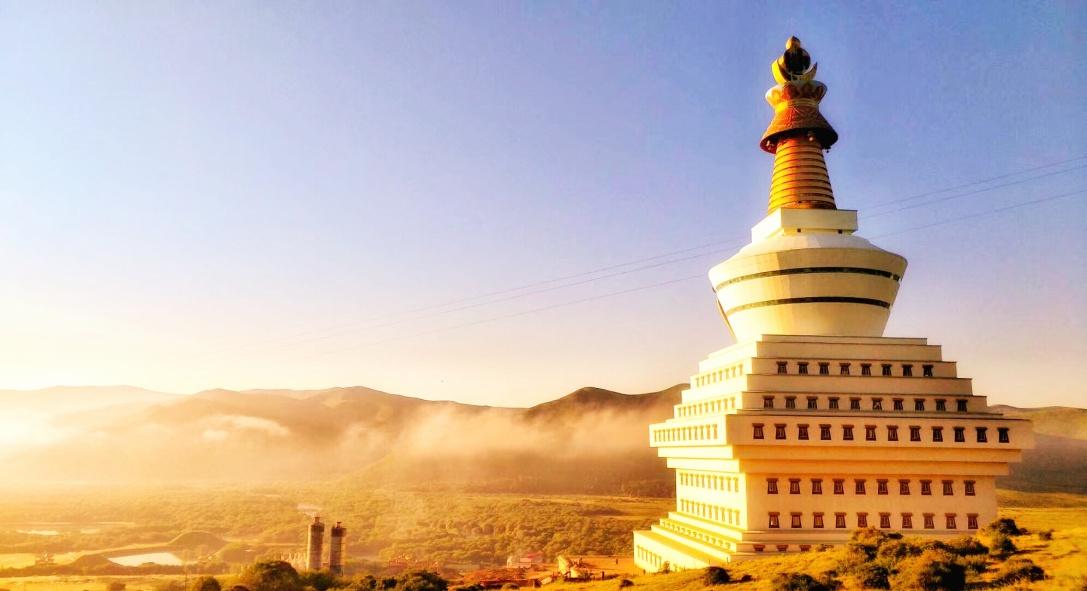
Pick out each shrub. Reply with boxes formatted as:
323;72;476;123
984;531;1018;558
852;562;890;589
961;555;987;575
890;550;966;591
702;566;730;585
617;579;633;589
987;518;1024;536
190;577;222;591
770;573;839;591
944;536;988;557
106;584;126;591
995;558;1045;584
1038;529;1054;541
876;539;923;562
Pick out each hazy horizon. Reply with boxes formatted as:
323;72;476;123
2;2;1084;407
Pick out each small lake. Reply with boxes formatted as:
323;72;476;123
109;552;184;566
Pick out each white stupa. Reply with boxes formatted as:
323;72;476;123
632;37;1033;569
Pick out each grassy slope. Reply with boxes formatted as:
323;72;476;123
547;490;1087;591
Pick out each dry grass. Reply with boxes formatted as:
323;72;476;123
549;489;1087;591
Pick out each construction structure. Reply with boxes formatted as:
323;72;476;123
306;515;325;571
632;37;1033;569
329;521;346;576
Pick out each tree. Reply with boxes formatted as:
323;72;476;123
238;560;302;591
298;571;338;591
190;576;223;591
395;571;447;591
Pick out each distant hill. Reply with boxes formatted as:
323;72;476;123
988;405;1087;494
1;383;1082;495
0;385;178;414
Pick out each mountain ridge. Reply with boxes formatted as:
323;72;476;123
0;384;1082;494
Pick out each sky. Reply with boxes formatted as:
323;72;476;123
1;1;1084;407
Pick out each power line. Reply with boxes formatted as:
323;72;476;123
293;187;1086;358
193;156;1087;362
861;154;1087;211
867;188;1087;239
861;164;1087;220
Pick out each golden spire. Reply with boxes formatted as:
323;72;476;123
761;37;839;213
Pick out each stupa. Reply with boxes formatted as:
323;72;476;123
632;37;1033;569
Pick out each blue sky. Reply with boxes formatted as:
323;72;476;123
1;1;1084;406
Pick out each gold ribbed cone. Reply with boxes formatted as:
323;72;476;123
768;135;836;211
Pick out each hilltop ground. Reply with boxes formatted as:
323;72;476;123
0;489;1084;591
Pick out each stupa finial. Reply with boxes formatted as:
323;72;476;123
761;36;839;212
773;36;816;83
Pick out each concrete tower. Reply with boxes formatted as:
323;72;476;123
329;522;346;576
632;37;1032;570
307;516;325;571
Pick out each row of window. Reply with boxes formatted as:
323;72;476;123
752;423;1010;444
693;363;745;387
678;499;742;526
676;396;738;418
776;361;936;378
635;546;665;568
767;511;978;531
653;423;719;443
656;519;736;551
766;477;976;496
678;471;741;492
763;395;969;412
